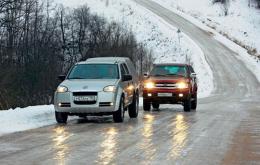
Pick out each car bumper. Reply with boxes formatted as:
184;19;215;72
143;88;190;103
54;91;118;114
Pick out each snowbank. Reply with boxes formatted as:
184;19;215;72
151;0;260;82
0;105;55;136
152;0;260;55
0;98;142;136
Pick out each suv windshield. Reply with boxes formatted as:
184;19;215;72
68;64;119;79
150;65;187;77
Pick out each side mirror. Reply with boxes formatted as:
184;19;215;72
58;75;66;81
122;75;133;82
143;72;149;78
190;73;196;78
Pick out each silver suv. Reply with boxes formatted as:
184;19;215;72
54;57;140;123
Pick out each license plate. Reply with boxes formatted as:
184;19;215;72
74;96;96;102
158;93;172;97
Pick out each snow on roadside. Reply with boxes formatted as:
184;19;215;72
0;98;141;136
0;105;55;136
152;0;260;55
151;0;260;82
214;34;260;82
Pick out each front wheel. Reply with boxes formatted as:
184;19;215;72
113;97;125;123
143;99;151;111
191;94;197;110
128;92;139;118
184;98;191;112
152;103;159;109
55;111;68;124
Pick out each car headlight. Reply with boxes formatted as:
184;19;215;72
57;86;68;93
176;82;189;89
144;82;155;89
104;85;116;92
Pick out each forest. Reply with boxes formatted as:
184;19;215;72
0;0;153;109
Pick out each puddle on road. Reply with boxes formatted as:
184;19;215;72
143;114;155;123
168;114;189;160
96;127;119;165
52;126;73;165
139;112;191;162
139;114;156;164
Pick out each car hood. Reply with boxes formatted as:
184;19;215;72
60;79;119;92
146;76;188;83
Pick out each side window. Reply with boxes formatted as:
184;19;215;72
120;64;127;76
123;63;130;75
189;66;195;73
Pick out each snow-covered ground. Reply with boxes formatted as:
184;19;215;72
0;105;55;136
152;0;260;56
151;0;260;82
0;97;141;136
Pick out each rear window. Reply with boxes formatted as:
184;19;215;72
68;64;119;79
150;65;187;77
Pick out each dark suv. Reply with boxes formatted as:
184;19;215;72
143;63;197;112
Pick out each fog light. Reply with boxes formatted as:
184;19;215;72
179;93;184;97
58;103;62;107
148;93;152;97
110;102;114;106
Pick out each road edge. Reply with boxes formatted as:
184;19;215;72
149;0;260;83
132;0;215;98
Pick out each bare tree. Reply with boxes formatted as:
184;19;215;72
0;1;153;109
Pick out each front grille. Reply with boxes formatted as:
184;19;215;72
99;102;113;107
74;101;97;105
59;103;71;107
155;83;177;89
73;92;98;96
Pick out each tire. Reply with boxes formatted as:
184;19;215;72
152;103;159;109
55;111;68;124
128;92;139;118
191;94;197;110
113;96;125;123
184;98;191;112
143;99;151;111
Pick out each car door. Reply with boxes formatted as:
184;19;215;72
188;66;197;94
120;64;131;106
123;63;135;103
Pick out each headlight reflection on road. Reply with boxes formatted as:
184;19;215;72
97;127;118;165
52;126;73;165
139;114;156;163
169;114;189;159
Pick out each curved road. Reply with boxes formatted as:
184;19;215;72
0;0;260;164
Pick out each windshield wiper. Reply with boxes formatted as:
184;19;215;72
152;74;185;77
68;77;85;79
166;74;185;77
152;74;167;77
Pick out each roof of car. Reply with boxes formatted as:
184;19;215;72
154;63;190;67
77;57;130;64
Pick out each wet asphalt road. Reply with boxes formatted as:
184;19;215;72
0;0;260;164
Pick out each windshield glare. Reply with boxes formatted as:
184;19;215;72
68;64;119;79
150;65;187;77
